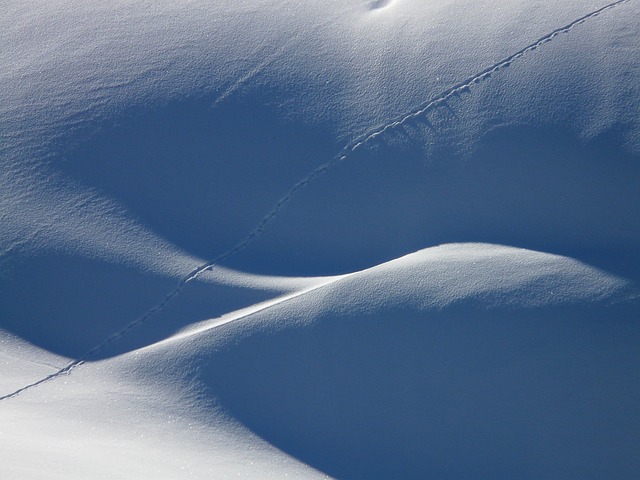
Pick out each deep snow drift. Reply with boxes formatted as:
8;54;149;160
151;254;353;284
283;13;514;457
1;0;639;478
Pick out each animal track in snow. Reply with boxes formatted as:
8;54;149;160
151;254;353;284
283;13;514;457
0;0;632;402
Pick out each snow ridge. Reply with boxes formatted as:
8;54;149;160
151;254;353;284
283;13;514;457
0;0;631;403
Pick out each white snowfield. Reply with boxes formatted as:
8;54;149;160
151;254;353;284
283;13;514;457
1;0;639;478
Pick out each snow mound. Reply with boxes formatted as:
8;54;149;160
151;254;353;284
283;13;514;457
2;0;640;477
124;244;640;479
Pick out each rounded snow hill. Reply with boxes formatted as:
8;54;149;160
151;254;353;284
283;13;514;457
2;244;639;479
1;0;639;478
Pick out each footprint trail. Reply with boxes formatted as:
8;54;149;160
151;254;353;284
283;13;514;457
0;0;632;402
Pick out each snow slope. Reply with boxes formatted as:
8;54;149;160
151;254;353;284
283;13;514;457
1;0;639;478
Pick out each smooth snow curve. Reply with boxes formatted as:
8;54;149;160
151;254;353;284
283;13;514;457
1;0;634;402
1;0;639;478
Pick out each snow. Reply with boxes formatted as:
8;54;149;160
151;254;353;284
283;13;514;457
1;0;639;478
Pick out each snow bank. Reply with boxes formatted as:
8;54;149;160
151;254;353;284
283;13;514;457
1;0;639;477
121;245;640;479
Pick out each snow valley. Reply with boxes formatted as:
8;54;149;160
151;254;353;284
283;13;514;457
1;1;639;478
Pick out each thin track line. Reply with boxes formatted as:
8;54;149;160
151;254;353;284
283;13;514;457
1;0;631;402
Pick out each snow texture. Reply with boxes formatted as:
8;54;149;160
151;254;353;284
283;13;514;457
1;0;639;478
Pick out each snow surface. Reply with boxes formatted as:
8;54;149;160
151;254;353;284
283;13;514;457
1;0;639;478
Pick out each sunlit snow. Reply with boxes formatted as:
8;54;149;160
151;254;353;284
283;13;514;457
1;0;639;478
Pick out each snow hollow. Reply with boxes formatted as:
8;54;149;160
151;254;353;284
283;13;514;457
1;1;639;478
